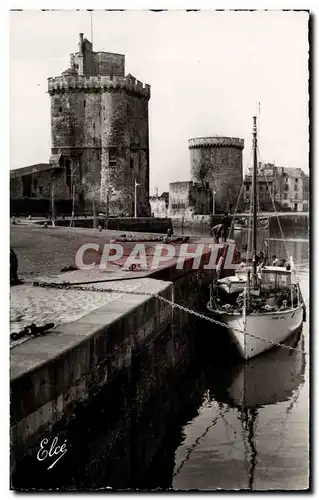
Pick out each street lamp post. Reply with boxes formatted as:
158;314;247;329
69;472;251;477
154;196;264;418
212;191;217;215
134;179;140;218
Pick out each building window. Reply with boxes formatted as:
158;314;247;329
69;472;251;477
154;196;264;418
93;122;95;130
284;184;289;191
246;185;249;191
33;178;37;190
284;193;288;199
109;147;117;167
294;184;298;191
59;107;62;113
84;100;86;108
295;178;298;183
130;158;133;169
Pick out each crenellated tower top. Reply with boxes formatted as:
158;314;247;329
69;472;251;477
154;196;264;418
48;33;150;98
48;75;151;99
188;137;244;150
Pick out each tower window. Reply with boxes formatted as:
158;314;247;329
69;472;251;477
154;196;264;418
109;148;117;167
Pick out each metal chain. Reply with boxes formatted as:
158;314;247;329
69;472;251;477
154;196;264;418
33;280;308;355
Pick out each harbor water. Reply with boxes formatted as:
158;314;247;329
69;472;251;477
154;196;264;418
153;224;309;490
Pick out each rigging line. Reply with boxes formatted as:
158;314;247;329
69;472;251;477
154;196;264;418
239;407;251;483
262;332;306;471
264;386;304;473
247;408;258;490
246;175;254;266
228;182;244;239
256;146;291;263
173;406;229;478
228;147;253;240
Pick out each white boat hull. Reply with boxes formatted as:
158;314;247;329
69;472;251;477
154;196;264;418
214;304;304;360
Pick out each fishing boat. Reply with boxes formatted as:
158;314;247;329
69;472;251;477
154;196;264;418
233;217;269;232
207;116;306;360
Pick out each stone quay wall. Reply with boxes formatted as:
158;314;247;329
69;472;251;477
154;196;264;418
11;247;220;488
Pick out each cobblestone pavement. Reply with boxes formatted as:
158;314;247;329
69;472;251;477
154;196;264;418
10;277;151;347
9;225;195;348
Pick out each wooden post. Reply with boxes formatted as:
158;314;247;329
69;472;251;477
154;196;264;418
92;192;97;229
51;176;56;227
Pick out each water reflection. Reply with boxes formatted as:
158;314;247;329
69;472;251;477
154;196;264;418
202;330;306;490
209;330;306;409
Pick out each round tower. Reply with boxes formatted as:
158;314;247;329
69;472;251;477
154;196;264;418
188;136;244;213
48;34;151;217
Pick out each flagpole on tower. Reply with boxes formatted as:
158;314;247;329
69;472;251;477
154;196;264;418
90;10;93;46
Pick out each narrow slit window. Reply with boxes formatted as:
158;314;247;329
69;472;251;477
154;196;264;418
109;148;117;167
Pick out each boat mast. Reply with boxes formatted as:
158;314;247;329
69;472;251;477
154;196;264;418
252;116;258;279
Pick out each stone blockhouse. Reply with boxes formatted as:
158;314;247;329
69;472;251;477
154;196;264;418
169;181;212;217
188;136;244;213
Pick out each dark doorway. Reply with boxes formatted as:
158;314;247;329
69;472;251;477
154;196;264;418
22;175;32;197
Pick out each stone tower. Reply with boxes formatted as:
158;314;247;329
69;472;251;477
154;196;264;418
188;137;244;213
48;33;151;216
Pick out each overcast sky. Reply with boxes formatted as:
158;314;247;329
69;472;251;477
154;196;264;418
10;10;309;193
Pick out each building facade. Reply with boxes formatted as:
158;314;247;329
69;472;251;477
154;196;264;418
10;33;151;217
168;181;212;217
149;191;169;218
243;162;309;212
188;136;244;213
10;163;72;216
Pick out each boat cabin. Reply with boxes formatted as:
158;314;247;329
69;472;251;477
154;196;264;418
260;266;292;290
